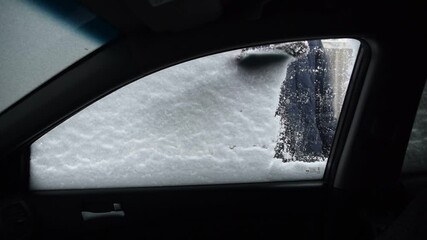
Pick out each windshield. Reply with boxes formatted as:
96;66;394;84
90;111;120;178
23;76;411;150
0;0;116;114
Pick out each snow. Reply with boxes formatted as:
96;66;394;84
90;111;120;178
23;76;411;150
403;81;427;172
30;48;332;190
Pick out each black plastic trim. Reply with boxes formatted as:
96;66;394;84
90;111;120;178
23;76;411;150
30;180;324;196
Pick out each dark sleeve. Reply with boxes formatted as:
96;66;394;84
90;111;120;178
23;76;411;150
313;41;337;157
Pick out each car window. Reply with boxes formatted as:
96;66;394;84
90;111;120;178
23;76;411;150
0;0;116;114
402;80;427;173
30;39;360;190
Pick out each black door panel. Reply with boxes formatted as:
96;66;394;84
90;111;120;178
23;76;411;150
29;183;326;240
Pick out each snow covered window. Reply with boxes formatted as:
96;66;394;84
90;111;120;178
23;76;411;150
30;39;360;190
402;80;427;173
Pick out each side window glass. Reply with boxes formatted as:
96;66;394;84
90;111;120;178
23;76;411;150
403;81;427;173
30;39;360;189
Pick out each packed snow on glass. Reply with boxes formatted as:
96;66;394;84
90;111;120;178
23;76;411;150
403;82;427;172
30;39;359;189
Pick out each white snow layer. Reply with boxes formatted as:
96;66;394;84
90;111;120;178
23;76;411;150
31;49;327;190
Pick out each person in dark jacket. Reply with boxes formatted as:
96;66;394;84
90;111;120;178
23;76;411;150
274;40;336;162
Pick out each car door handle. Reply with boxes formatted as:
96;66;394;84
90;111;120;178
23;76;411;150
81;203;125;221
